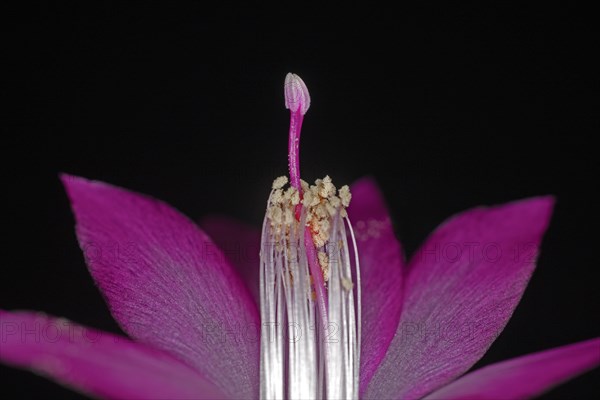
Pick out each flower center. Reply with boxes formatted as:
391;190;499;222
259;74;361;399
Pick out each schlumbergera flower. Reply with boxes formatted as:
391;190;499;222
0;74;598;400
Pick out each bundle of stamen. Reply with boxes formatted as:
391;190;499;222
259;74;361;400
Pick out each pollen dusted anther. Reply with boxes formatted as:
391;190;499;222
267;175;353;273
318;251;329;282
303;175;351;249
272;176;288;190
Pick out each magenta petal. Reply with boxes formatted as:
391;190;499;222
0;310;226;399
347;178;405;394
364;196;555;400
200;215;261;304
423;338;600;400
61;175;259;398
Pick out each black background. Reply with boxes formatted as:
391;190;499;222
3;3;598;399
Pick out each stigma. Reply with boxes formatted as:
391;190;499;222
259;74;361;399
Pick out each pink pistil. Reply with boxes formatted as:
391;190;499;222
287;109;304;191
284;73;328;324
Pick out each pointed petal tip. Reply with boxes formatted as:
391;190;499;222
466;195;555;219
351;175;379;190
515;194;556;212
59;174;109;216
56;175;260;397
348;176;382;200
59;172;86;186
59;172;77;192
59;173;106;191
364;194;557;399
502;194;556;233
59;173;98;200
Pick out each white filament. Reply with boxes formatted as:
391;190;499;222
260;190;361;399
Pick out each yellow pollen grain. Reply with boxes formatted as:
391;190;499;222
309;189;321;207
290;189;300;206
308;217;319;232
315;204;328;219
339;185;352;207
272;176;288;190
320;175;336;198
272;189;284;204
300;179;310;192
315;230;329;248
267;175;352;255
318;251;329;282
341;277;354;291
302;190;313;207
329;195;341;208
319;218;330;234
271;206;283;224
326;203;337;217
284;208;294;225
283;187;295;202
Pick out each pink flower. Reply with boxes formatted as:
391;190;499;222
1;75;598;400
